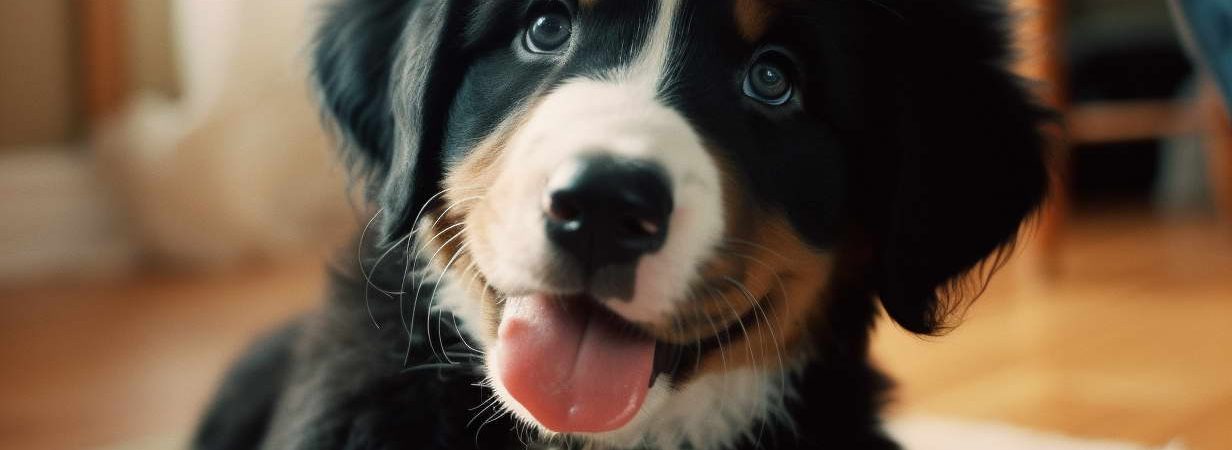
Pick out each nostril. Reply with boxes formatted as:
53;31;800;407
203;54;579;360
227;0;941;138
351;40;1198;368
624;216;663;238
545;191;582;223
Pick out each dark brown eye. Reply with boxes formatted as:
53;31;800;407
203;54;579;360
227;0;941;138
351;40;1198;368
525;12;572;53
744;57;794;105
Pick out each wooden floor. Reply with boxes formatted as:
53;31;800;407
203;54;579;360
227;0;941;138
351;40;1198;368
1;211;1229;449
873;211;1232;450
0;260;323;449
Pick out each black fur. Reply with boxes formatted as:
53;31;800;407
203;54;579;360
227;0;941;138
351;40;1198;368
193;322;299;450
872;1;1050;335
192;250;527;449
315;0;467;240
195;0;1048;448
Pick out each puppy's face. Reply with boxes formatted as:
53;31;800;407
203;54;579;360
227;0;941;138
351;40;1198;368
316;0;1047;448
430;0;850;441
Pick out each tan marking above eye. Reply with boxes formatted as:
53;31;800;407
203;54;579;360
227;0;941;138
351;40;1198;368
734;0;780;42
579;0;600;9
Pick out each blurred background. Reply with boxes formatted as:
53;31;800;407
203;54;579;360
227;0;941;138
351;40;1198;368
0;0;1228;449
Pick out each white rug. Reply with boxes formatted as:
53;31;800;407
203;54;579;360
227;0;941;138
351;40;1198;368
98;417;1185;450
887;417;1186;450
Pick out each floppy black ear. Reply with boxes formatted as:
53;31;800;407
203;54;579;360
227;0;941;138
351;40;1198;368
874;0;1051;335
314;0;465;240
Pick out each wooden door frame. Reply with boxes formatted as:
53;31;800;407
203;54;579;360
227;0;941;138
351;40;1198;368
77;0;128;124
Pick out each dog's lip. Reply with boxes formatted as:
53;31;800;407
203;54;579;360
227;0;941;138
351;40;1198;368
498;290;656;339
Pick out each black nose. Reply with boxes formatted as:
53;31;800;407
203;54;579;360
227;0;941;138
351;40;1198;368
544;155;673;273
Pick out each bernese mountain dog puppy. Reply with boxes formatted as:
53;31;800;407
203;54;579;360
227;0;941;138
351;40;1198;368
193;0;1049;449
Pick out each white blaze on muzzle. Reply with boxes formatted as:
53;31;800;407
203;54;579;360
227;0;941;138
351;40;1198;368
475;0;729;438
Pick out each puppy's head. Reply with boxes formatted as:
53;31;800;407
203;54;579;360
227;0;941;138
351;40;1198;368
316;0;1047;447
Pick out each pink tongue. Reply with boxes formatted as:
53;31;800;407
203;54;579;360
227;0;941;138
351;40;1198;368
495;295;655;433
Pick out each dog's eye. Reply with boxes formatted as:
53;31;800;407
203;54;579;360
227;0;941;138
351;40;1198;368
744;56;794;106
525;12;573;54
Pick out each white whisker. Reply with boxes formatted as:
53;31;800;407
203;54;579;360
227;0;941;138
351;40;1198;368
723;276;786;448
426;241;471;364
410;226;470;363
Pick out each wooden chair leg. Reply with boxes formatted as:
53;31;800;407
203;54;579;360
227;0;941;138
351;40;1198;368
1203;81;1232;226
1014;0;1069;276
77;0;128;123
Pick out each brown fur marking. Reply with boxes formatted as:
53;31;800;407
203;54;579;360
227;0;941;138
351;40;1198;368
654;146;833;376
435;107;538;340
734;0;778;42
665;214;832;376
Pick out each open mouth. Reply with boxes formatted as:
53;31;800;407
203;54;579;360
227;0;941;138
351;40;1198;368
493;294;703;434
